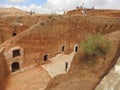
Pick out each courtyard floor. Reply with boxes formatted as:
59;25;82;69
4;52;76;90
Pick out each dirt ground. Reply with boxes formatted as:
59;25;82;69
4;66;51;90
2;52;75;90
42;52;75;77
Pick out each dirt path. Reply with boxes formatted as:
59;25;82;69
42;52;76;77
5;66;51;90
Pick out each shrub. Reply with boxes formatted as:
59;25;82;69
81;33;111;59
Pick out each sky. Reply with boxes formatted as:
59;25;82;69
0;0;120;14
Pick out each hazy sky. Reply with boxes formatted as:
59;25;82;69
0;0;120;14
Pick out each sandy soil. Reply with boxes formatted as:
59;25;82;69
42;52;76;77
5;66;51;90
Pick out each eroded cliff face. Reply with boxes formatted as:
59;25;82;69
0;15;120;73
0;53;10;90
0;15;48;44
45;31;120;90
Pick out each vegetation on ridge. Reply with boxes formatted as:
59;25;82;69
81;33;111;60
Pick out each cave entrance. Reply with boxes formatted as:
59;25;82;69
75;46;78;52
13;33;17;36
62;46;65;51
44;55;48;61
11;62;20;72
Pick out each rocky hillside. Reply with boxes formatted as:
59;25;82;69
45;31;120;90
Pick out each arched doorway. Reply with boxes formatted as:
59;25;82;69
44;55;48;61
74;45;78;52
62;46;65;51
11;62;20;72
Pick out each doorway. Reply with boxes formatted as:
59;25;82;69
44;55;48;61
75;46;78;52
62;46;65;51
11;62;20;72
